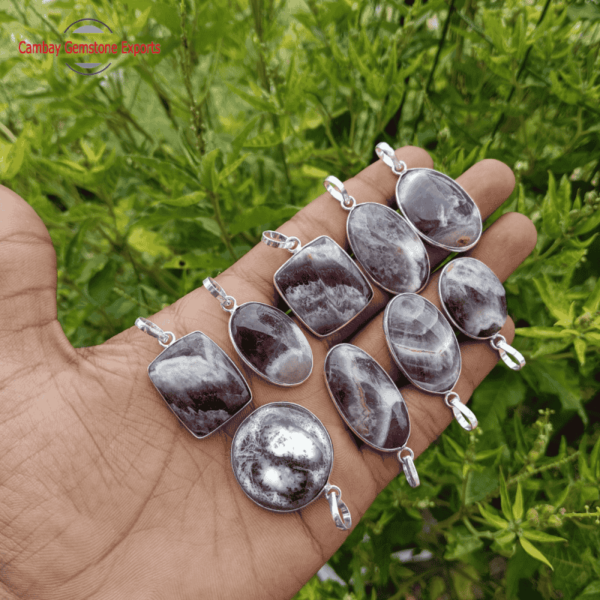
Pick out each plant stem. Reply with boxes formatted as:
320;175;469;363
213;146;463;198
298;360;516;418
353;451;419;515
208;191;237;262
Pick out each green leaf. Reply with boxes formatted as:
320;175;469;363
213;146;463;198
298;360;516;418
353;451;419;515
226;83;278;114
576;581;600;599
161;191;207;207
229;206;300;236
533;277;572;324
499;468;513;522
163;252;230;271
583;278;600;313
131;156;199;188
574;209;600;236
197;217;222;238
0;132;28;180
477;503;509;529
129;6;151;36
444;434;465;459
88;260;117;305
128;228;171;258
0;9;16;22
573;338;587;365
519;537;554;570
199;148;221;192
465;468;498;505
231;117;259;158
515;327;573;339
590;435;600;474
541;171;562;237
521;530;567;544
513;483;524;521
243;130;286;148
219;153;250;182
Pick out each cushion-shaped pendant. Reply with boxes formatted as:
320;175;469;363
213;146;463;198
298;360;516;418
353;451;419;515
262;232;373;337
376;142;482;252
324;344;419;487
231;402;352;530
136;318;252;439
323;175;430;294
383;293;478;431
438;257;525;370
203;278;313;386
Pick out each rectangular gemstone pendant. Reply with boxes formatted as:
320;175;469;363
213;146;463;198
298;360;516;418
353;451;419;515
147;331;252;439
271;235;373;337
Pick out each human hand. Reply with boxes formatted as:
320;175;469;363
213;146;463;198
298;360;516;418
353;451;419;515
0;146;536;600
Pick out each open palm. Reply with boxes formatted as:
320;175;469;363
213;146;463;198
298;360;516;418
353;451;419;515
0;146;536;600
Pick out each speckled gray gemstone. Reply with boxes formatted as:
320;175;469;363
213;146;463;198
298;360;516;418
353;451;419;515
384;293;461;394
148;332;251;438
396;169;481;251
439;258;507;339
347;203;429;294
274;236;373;336
230;302;313;385
325;344;410;451
231;403;333;512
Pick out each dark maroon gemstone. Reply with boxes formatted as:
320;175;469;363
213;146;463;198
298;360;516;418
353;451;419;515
230;302;312;385
231;403;333;511
396;169;481;251
274;236;373;336
384;293;461;394
439;258;507;338
347;203;429;294
325;344;410;451
148;331;251;438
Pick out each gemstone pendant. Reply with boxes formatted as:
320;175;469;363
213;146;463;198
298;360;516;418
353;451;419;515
323;176;430;295
262;231;373;337
324;344;420;487
135;318;252;439
383;293;478;431
203;278;313;386
375;142;482;252
231;402;352;530
438;257;526;370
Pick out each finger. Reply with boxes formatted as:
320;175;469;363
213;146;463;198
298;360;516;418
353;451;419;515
340;212;537;497
0;185;70;357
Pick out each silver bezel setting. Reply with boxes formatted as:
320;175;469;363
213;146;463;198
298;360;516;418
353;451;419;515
147;330;253;440
395;168;483;253
272;235;374;338
323;343;411;453
345;202;431;295
382;292;463;395
227;301;314;387
437;257;508;341
230;401;335;514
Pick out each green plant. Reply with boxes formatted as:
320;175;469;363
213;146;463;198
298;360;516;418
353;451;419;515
0;0;598;598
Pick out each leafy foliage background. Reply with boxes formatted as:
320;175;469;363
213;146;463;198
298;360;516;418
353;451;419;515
1;0;599;598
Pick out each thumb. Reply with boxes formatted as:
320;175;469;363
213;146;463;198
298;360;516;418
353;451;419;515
0;184;71;359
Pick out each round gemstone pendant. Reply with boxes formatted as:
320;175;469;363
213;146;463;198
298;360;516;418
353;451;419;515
231;402;352;529
376;142;482;252
438;257;525;370
203;278;313;386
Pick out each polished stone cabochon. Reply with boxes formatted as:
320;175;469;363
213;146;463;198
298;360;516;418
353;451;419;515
439;258;507;338
230;302;313;385
396;169;481;250
231;403;333;511
274;236;373;336
325;344;410;451
385;294;461;393
148;332;251;438
347;203;429;294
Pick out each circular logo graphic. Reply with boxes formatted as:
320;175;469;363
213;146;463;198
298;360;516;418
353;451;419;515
63;18;113;76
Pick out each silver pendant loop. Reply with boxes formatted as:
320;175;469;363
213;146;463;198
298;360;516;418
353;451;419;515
375;142;407;176
203;277;238;313
323;175;356;211
135;317;175;348
490;334;526;371
444;391;478;431
398;447;420;488
324;483;352;531
262;230;302;254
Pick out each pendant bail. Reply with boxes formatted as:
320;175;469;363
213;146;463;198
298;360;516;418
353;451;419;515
398;447;420;488
490;334;526;371
444;391;478;431
262;230;302;254
323;175;356;211
203;277;237;313
135;317;175;348
375;142;407;176
324;483;352;531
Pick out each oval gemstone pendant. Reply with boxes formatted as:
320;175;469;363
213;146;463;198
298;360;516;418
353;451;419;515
383;293;478;431
262;231;373;337
231;402;352;530
376;142;482;252
203;278;313;386
324;344;419;487
323;176;430;294
136;318;252;439
438;257;526;370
